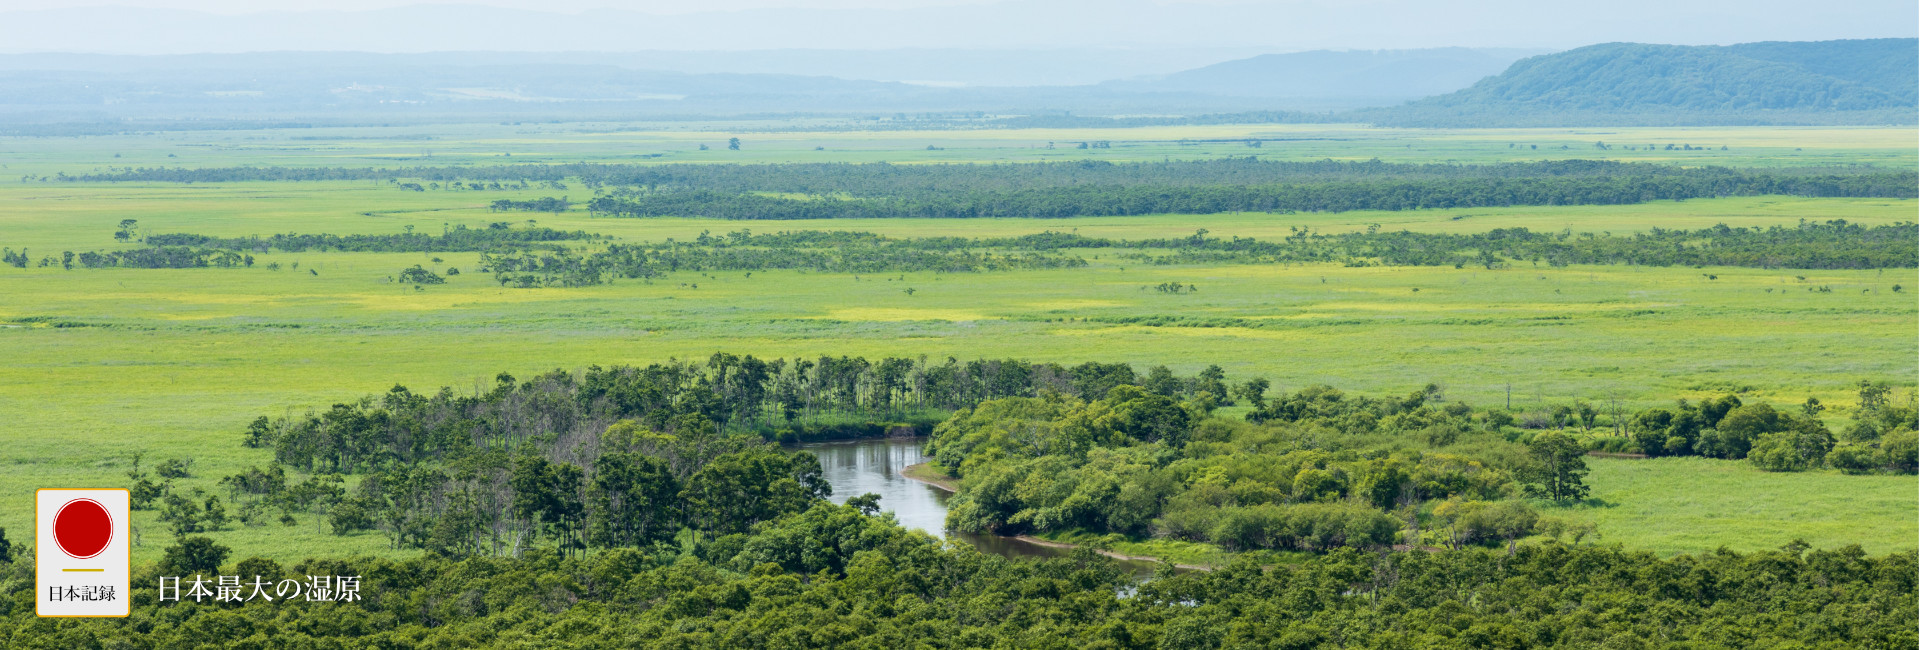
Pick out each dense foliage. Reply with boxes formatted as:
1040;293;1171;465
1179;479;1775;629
587;171;1914;220
931;375;1915;556
931;383;1560;553
1113;220;1919;270
248;356;1189;471
195;357;1211;557
15;217;1912;282
145;224;597;253
1615;382;1919;474
488;197;574;213
2;519;1913;648
478;238;1085;287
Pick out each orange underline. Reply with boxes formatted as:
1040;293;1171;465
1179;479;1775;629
62;568;105;572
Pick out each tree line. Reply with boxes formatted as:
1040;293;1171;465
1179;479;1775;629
488;197;573;213
57;158;1919;197
584;171;1915;220
249;356;1186;476
11;219;1912;280
196;357;1197;558
1610;381;1917;473
478;241;1086;287
146;223;597;253
1117;220;1919;270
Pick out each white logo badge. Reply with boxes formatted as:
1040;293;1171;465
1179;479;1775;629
37;489;131;617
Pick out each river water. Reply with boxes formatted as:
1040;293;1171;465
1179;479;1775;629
795;437;1093;561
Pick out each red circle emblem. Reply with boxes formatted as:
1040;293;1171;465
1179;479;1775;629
53;498;114;560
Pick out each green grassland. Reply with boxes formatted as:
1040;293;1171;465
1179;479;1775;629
0;122;1913;563
1;123;1912;179
1551;457;1919;556
4;182;1914;251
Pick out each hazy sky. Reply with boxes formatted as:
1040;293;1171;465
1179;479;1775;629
6;0;985;12
0;0;1913;53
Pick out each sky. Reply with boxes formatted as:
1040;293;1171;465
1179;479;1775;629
0;0;1912;54
0;0;985;12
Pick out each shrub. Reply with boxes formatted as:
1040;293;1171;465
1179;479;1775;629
398;264;446;284
1484;410;1515;430
1664;436;1691;456
1826;446;1880;474
1748;424;1834;472
159;536;231;575
329;500;374;535
1204;502;1399;552
1843;419;1882;443
1749;432;1811;471
1883;430;1919;474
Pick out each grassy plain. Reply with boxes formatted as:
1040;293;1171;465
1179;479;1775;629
1;123;1912;178
0;122;1913;563
1548;457;1919;556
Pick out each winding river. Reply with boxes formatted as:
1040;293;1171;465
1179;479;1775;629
796;437;1165;572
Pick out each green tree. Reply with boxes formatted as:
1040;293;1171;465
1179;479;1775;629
1519;432;1589;503
1194;365;1230;405
328;499;373;535
1468;500;1540;556
727;137;741;151
159;492;204;535
1801;396;1825;417
1234;378;1270;409
1826;445;1880;474
512;457;587;557
159;536;230;575
1858;380;1891;412
1882;430;1919;474
1144;365;1181;397
1700;402;1784;459
1573;400;1599;430
1089;385;1193;447
682;448;829;535
587;451;681;549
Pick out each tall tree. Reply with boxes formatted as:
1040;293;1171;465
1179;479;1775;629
1520;432;1590;503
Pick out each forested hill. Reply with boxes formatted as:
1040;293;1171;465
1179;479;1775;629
1361;38;1919;126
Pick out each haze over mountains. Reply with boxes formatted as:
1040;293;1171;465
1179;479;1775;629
1101;48;1547;102
0;35;1911;133
0;47;1556;129
1364;39;1919;126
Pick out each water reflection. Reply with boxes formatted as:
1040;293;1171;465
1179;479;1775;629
794;437;1163;572
796;437;951;537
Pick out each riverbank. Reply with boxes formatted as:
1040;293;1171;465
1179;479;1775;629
900;462;1218;571
900;461;961;492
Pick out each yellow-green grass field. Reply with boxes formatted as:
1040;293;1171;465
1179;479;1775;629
2;181;1913;251
0;122;1913;563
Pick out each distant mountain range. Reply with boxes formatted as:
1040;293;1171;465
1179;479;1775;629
0;38;1911;133
0;47;1543;130
1099;48;1545;103
1362;38;1917;126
